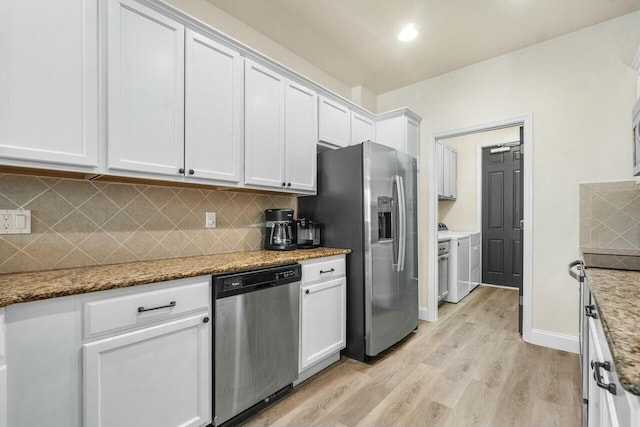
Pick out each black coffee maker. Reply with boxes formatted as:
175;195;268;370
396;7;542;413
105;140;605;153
264;209;296;251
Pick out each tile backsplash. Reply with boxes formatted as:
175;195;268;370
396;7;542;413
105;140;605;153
0;174;295;274
579;181;640;250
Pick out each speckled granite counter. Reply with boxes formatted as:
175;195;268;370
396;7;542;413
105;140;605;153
585;267;640;395
0;248;351;308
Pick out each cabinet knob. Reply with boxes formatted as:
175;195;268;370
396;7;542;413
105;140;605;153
203;316;210;324
178;168;185;174
282;182;286;187
287;182;292;187
305;290;310;295
188;169;195;175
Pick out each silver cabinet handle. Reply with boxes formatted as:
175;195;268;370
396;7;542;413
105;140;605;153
319;268;335;274
138;301;176;313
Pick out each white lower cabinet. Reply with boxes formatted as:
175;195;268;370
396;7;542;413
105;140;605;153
299;256;346;376
84;314;210;427
5;277;212;427
587;306;640;427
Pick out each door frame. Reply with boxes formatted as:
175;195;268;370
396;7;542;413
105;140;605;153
427;114;533;344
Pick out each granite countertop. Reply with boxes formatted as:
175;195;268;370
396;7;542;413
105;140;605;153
585;267;640;395
0;248;351;308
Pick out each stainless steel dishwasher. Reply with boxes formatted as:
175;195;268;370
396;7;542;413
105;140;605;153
213;264;301;426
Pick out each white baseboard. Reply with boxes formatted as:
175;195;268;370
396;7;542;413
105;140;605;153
527;328;579;354
419;306;431;321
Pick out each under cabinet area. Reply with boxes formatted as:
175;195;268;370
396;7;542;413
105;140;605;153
5;276;212;427
298;255;346;381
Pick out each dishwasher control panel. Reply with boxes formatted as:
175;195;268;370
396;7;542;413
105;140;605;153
214;264;301;298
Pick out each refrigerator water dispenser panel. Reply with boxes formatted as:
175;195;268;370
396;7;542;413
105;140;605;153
378;196;393;240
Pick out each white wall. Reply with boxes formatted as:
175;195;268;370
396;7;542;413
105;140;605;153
438;127;520;232
379;12;640;336
165;0;353;99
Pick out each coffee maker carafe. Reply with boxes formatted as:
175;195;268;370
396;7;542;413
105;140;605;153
264;209;296;251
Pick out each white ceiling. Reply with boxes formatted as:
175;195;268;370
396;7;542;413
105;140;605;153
206;0;640;94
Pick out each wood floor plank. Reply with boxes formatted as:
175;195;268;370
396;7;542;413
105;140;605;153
240;285;581;427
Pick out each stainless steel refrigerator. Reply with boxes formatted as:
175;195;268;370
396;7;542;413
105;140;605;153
298;141;418;361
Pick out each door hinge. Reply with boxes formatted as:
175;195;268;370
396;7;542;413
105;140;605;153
519;296;523;305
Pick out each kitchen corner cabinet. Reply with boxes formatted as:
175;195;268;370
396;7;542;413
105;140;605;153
0;0;99;171
375;111;421;158
437;142;457;200
299;256;346;373
350;111;376;145
318;96;351;148
6;277;212;427
108;0;242;185
245;59;317;193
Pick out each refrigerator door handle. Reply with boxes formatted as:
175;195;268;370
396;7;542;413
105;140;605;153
392;176;400;269
397;175;407;272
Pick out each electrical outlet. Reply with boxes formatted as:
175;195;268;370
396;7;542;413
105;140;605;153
205;212;216;229
0;210;31;234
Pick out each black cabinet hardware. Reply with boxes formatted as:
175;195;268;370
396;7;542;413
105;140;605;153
319;268;335;274
585;304;598;319
178;168;185;174
591;360;616;395
137;301;176;313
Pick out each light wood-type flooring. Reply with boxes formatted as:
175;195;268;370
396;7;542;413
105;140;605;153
244;285;581;427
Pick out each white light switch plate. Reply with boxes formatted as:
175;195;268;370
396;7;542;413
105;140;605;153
0;209;31;234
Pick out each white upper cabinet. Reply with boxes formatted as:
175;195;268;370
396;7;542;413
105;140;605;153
245;59;317;193
438;143;457;200
0;0;99;170
350;112;376;146
244;59;286;188
285;81;317;192
375;110;421;157
318;96;350;148
107;0;185;177
185;29;243;183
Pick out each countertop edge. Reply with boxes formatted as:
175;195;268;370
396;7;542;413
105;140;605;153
0;248;351;309
585;267;640;396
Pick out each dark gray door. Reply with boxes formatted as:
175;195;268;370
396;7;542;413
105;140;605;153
482;136;523;289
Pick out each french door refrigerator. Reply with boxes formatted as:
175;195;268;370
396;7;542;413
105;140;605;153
299;141;418;361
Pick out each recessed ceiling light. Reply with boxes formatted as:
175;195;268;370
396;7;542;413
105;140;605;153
398;23;418;42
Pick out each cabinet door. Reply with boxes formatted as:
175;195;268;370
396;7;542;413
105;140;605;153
375;116;405;152
244;59;285;188
84;314;211;427
318;96;350;148
107;0;185;176
443;145;451;198
350;112;375;145
300;277;346;371
449;148;458;199
437;142;444;197
185;29;243;183
0;0;98;169
285;80;317;192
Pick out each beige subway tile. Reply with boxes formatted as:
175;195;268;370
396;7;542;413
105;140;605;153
0;174;48;206
123;195;156;226
0;250;45;274
52;179;98;207
78;193;120;226
79;232;121;262
23;233;75;267
142;186;175;209
52;211;99;245
101;183;141;208
24;189;75;227
55;248;97;269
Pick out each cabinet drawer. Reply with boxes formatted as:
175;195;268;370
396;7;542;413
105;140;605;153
84;277;210;338
301;256;345;283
